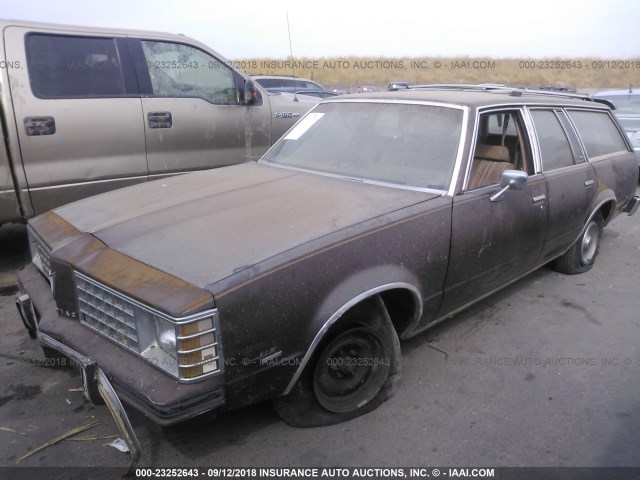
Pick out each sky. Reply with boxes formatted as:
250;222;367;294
1;0;639;60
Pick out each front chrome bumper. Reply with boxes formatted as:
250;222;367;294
15;294;140;473
40;332;141;474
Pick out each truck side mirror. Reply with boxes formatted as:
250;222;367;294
244;79;258;105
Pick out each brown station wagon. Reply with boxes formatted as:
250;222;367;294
15;86;640;469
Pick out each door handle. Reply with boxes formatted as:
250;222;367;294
147;112;172;129
532;194;546;203
584;179;595;187
24;116;56;136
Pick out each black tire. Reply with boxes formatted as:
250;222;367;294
554;211;604;275
273;295;401;427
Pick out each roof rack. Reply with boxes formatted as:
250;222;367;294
408;84;616;109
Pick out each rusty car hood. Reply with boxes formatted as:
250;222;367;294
54;163;439;288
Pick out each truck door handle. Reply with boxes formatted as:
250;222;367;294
584;179;595;187
532;194;546;203
24;116;56;136
147;112;172;129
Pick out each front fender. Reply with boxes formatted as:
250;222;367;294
282;266;424;395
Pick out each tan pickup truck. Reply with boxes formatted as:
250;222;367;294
0;19;319;225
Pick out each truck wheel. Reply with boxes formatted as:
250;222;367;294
554;212;604;275
273;296;401;427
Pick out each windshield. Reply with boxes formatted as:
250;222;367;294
597;94;640;114
261;102;464;190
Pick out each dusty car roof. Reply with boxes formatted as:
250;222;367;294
328;89;611;109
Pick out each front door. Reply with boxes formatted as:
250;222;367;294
131;39;271;180
438;109;548;316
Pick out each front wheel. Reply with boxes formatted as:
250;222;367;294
313;327;391;414
273;296;401;427
554;212;604;275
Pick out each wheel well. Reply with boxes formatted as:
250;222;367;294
378;288;420;337
598;200;615;225
328;288;420;340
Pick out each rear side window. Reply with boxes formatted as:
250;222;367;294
530;110;575;171
26;34;126;98
568;110;629;158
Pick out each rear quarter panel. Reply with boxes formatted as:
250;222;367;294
591;151;639;219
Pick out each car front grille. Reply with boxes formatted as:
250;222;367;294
73;271;221;382
75;272;140;352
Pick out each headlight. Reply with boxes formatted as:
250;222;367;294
27;226;53;283
75;271;221;382
156;318;177;354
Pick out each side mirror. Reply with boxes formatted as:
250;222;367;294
244;79;258;106
490;170;528;202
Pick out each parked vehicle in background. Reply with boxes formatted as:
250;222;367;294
357;85;379;93
251;75;337;98
593;89;640;169
0;20;319;226
388;81;413;91
539;86;577;93
16;86;639;470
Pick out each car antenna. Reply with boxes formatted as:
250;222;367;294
286;12;299;102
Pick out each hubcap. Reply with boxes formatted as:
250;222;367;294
313;328;390;414
581;221;599;265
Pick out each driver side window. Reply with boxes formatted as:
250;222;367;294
141;41;239;105
466;110;531;190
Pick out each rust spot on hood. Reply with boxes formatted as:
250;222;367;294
31;212;214;317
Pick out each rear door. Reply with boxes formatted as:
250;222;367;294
131;38;271;180
528;108;598;261
5;26;147;215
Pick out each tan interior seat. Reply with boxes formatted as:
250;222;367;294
467;144;515;190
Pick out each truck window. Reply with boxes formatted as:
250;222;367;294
567;110;629;159
26;34;126;98
531;110;575;171
140;41;240;105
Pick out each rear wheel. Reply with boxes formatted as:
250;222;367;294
273;296;401;427
554;212;604;275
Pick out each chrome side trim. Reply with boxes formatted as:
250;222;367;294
265;162;447;195
407;257;552;337
282;282;422;395
447;106;471;196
